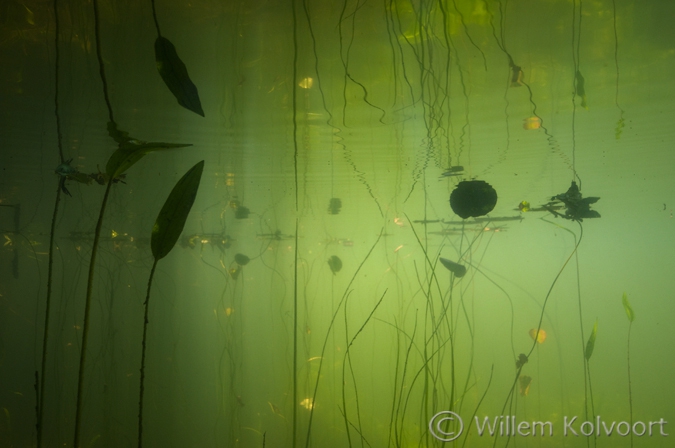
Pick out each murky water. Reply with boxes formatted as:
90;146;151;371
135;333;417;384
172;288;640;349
1;0;675;447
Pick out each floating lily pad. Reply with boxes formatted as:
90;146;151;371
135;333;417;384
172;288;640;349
439;257;466;278
234;253;250;266
235;206;250;219
328;198;342;215
450;180;498;219
515;353;528;369
328;255;342;274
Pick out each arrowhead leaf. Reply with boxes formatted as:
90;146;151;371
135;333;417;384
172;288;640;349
151;161;204;260
105;139;192;179
155;37;204;117
622;292;635;323
584;319;598;361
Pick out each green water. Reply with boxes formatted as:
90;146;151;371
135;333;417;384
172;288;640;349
1;0;675;447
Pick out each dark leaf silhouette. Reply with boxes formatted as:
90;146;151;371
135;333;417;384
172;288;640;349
151;161;205;260
584;320;598;361
328;255;342;274
155;37;204;117
107;121;131;144
234;253;250;266
106;145;148;180
105;133;192;179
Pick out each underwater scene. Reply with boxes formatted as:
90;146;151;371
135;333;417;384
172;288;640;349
1;0;675;447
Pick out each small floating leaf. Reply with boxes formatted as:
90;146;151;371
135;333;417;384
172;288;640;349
518;375;532;397
234;206;250;219
229;266;241;280
575;70;588;109
439;257;466;278
529;328;547;344
327;198;342;215
155;37;204;117
584;319;598;361
328;255;342;274
151;161;204;260
515;353;528;369
234;253;250;266
622;292;635;323
615;117;625;140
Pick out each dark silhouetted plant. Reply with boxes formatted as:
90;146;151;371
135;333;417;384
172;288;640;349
138;160;204;448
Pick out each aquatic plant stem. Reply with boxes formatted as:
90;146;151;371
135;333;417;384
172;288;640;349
627;320;634;448
573;227;597;448
37;186;61;448
149;0;162;37
73;178;113;448
38;0;66;443
91;0;115;124
304;230;383;448
138;258;158;448
291;0;300;444
494;220;583;448
340;290;387;447
618;299;635;448
461;365;494;448
292;219;299;448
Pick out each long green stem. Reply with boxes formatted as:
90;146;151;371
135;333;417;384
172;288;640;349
138;258;159;448
291;0;300;444
73;178;113;448
341;290;387;447
37;186;61;448
305;230;383;447
494;220;582;448
627;322;633;448
573;227;596;448
39;0;66;443
461;365;493;448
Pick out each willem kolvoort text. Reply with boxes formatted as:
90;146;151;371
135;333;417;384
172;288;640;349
474;415;668;437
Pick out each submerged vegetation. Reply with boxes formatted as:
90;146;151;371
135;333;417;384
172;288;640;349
0;0;671;447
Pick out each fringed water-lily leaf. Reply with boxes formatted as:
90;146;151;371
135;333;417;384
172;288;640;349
155;37;204;117
585;320;598;361
105;139;192;179
622;292;635;323
151;161;204;260
449;180;498;219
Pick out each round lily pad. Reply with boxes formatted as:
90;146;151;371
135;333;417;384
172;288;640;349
328;255;342;274
234;253;250;266
449;180;498;219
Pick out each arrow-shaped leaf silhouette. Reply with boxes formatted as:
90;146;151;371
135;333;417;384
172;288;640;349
151;161;204;260
155;37;204;117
